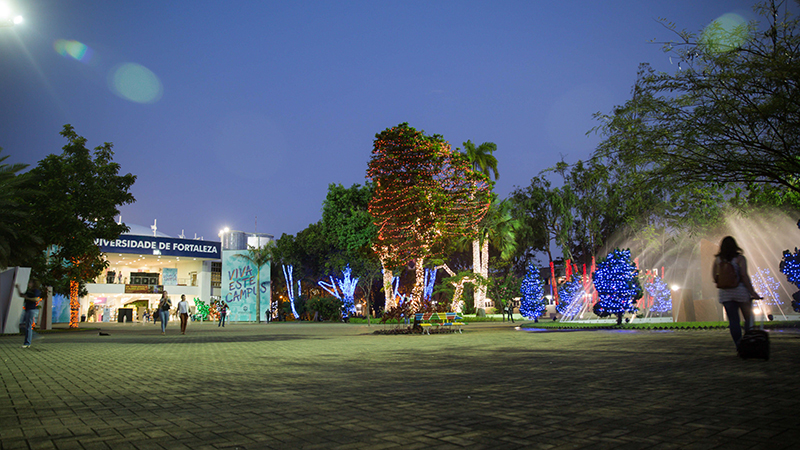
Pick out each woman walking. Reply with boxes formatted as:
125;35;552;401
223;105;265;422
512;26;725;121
177;294;189;334
15;279;41;348
713;236;762;351
157;291;172;335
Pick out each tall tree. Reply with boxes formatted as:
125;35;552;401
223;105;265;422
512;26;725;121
461;140;501;309
594;0;800;196
510;175;575;265
29;125;136;327
0;150;42;270
367;123;491;310
321;183;382;321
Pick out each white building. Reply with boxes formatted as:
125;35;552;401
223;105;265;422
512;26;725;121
81;224;222;322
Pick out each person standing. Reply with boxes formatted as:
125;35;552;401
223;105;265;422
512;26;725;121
218;301;228;327
713;236;762;350
15;279;41;349
177;294;189;334
157;291;171;335
506;300;515;323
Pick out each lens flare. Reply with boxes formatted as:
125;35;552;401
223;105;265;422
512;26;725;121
109;63;163;104
700;13;749;53
53;39;93;62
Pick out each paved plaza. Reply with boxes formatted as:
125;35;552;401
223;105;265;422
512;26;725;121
1;320;799;449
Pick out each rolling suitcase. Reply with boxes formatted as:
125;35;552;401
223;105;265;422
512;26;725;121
738;300;770;360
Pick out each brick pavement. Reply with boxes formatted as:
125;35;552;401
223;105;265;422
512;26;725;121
1;320;799;449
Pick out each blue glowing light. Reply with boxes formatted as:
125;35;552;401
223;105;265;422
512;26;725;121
423;268;436;303
282;264;301;319
592;249;642;318
520;263;546;320
780;248;800;287
751;266;783;306
644;276;672;313
318;265;360;319
557;276;585;318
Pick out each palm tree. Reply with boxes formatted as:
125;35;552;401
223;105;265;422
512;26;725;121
474;198;520;309
0;150;42;270
233;245;272;323
461;140;501;309
462;140;499;181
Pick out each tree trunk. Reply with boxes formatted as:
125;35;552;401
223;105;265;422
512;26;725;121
472;238;483;308
411;257;425;311
380;259;394;311
479;236;489;308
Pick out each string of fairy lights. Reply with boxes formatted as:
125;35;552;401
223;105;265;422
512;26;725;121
367;124;491;272
592;249;643;317
318;265;359;319
519;263;547;319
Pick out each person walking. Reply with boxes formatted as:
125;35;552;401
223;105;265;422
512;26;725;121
713;236;762;351
177;294;189;334
218;301;228;327
157;291;172;335
15;279;41;349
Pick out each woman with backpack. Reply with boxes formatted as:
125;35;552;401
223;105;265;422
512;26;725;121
713;236;762;350
157;291;172;335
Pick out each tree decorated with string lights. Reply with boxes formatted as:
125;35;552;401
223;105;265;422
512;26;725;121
557;275;585;318
644;276;672;315
780;220;800;312
592;248;642;324
367;123;491;311
519;263;547;321
318;265;359;320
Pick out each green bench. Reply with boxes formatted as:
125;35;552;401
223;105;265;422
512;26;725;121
414;312;466;334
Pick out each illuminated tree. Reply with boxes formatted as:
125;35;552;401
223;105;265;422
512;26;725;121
367;123;491;310
519;264;547;321
780;246;800;312
557;275;585;317
318;265;359;320
592;249;642;324
644;276;672;314
282;265;301;320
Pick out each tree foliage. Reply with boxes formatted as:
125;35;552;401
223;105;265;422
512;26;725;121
593;0;800;197
367;123;492;269
29;125;136;295
0;150;42;270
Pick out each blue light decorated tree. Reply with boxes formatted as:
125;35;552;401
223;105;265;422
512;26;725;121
751;267;783;307
644;276;672;315
780;219;800;312
592;249;643;324
780;247;800;312
282;265;301;320
557;276;584;319
318;265;359;320
520;264;547;321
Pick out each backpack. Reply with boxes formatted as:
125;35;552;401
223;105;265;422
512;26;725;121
716;258;740;289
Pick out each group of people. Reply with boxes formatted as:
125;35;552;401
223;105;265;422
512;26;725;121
154;291;229;334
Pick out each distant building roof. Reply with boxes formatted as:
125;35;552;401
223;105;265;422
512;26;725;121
123;223;171;238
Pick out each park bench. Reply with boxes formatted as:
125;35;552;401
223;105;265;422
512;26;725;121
414;312;466;334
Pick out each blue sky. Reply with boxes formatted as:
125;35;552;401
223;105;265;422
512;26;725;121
1;0;760;241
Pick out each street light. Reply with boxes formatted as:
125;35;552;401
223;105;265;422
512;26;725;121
0;3;23;27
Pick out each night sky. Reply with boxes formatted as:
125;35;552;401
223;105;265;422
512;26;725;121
1;0;759;242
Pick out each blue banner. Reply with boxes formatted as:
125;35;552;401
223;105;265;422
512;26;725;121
95;235;221;259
